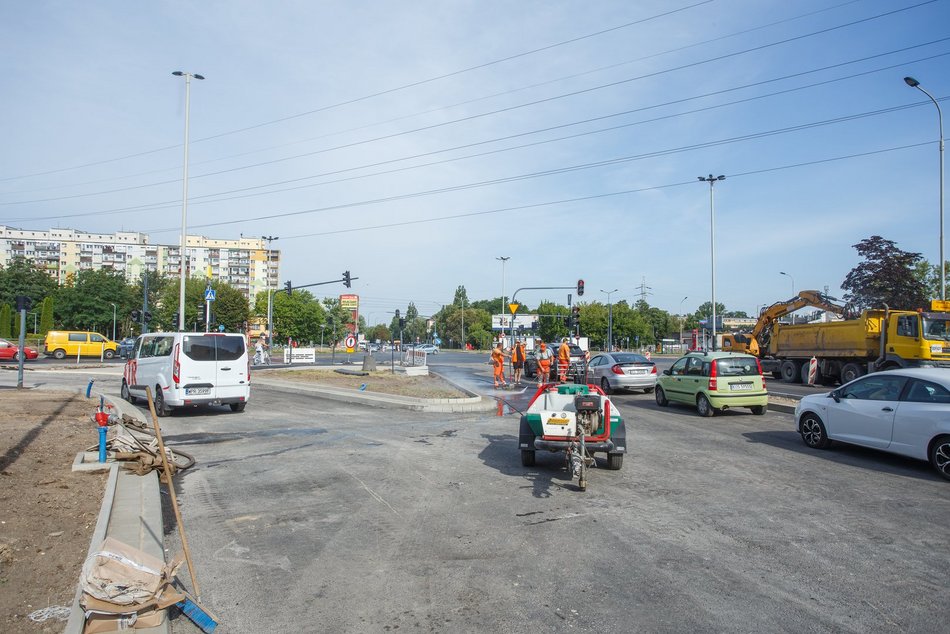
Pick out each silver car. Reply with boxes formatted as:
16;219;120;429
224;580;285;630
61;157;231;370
588;352;657;394
795;368;950;481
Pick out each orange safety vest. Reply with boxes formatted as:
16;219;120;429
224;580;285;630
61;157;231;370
558;343;571;362
512;344;525;363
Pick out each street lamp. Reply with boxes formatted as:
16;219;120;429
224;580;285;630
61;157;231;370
496;256;510;345
904;76;945;300
779;271;795;297
679;295;688;350
698;174;725;350
262;235;278;343
110;303;117;341
172;70;204;331
601;289;618;351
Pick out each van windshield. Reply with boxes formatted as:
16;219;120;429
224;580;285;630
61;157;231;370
182;335;246;361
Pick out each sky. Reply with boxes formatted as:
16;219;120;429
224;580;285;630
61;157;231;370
1;0;948;323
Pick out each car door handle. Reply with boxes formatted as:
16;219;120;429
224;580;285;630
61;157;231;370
221;367;231;371
881;407;894;412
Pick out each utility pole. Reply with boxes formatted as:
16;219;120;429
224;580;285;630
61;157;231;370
635;276;653;304
698;174;725;350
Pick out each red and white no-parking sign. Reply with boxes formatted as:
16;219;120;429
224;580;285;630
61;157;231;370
344;334;356;351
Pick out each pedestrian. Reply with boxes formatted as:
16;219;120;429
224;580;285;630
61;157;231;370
536;341;553;387
490;342;508;388
511;339;526;385
558;338;571;382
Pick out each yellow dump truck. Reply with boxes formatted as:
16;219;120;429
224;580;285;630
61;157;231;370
765;301;950;384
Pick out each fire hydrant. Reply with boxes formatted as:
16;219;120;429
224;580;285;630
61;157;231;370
95;411;109;463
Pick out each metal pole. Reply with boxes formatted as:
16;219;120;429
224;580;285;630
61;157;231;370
173;71;204;331
780;271;795;297
601;289;617;351
906;77;945;299
110;303;116;341
497;256;510;348
17;309;26;388
262;235;278;344
142;271;149;334
699;174;724;350
679;295;688;351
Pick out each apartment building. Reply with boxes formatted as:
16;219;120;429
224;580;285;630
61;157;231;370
0;226;280;306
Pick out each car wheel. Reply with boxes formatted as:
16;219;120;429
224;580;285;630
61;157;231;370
521;450;536;467
154;388;169;418
696;394;715;417
750;405;766;415
929;435;950;481
13;352;20;361
605;453;623;470
655;386;668;406
841;363;864;384
644;386;655;393
104;349;115;359
121;380;137;404
600;377;612;395
229;402;246;412
800;413;830;449
780;360;802;383
53;349;66;360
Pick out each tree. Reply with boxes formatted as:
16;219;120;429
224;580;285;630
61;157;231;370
254;288;325;343
536;301;569;341
841;236;929;310
0;304;11;338
39;296;54;335
55;269;134;333
453;285;469;307
0;258;57;310
322;298;352;349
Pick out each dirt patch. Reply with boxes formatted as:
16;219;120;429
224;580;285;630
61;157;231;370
0;388;107;632
269;368;469;399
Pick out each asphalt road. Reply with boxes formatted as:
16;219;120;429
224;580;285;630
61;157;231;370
6;360;946;632
153;360;945;633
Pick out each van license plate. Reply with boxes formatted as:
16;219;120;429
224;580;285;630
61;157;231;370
730;383;753;391
186;387;211;395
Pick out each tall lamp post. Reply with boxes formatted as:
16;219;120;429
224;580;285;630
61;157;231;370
262;235;278;343
678;295;688;350
172;70;204;331
904;76;945;300
779;271;795;297
698;174;725;350
496;256;510;344
601;288;618;350
110;303;117;341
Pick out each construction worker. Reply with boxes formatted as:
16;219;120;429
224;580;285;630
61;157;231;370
558;338;571;382
511;339;526;385
536;341;553;386
490;342;508;388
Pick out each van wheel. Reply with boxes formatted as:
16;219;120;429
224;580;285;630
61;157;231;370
104;349;115;359
154;388;169;417
53;349;66;360
121;380;137;405
229;403;246;413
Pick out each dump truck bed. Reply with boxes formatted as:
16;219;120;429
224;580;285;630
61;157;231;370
769;310;884;359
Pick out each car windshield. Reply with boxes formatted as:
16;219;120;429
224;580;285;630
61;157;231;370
613;353;649;364
182;334;246;361
714;357;759;376
923;316;950;342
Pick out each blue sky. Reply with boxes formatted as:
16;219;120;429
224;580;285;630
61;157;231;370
1;0;947;322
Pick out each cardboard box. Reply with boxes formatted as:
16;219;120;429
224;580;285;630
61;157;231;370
81;536;176;605
81;586;183;633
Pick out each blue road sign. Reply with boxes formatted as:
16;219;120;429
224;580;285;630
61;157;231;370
205;288;216;302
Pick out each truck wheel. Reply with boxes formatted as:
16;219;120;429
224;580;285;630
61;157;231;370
521;450;536;467
841;363;864;384
605;453;623;470
780;360;802;383
53;349;66;360
929;435;950;481
800;362;817;385
655;386;668;406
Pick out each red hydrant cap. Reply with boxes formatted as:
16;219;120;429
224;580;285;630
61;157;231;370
95;411;110;427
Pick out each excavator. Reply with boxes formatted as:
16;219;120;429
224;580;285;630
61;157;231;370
721;290;851;357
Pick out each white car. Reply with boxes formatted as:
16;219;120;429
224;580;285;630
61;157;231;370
415;344;439;354
795;368;950;481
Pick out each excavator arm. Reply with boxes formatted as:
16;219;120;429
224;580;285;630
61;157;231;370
741;291;848;355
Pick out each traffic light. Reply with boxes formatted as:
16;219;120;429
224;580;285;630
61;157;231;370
131;309;141;322
284;280;292;295
572;305;580;328
343;270;352;288
172;313;180;329
399;318;406;329
15;295;32;311
143;311;152;323
576;279;585;296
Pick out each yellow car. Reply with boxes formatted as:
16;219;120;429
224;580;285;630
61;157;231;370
44;331;119;360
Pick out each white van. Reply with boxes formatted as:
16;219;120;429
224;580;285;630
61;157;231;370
122;332;250;416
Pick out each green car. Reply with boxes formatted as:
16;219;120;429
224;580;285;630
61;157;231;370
655;351;768;417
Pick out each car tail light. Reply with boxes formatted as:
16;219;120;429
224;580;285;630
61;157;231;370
650;365;657;375
611;364;625;375
708;359;718;391
755;358;763;375
172;343;180;387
